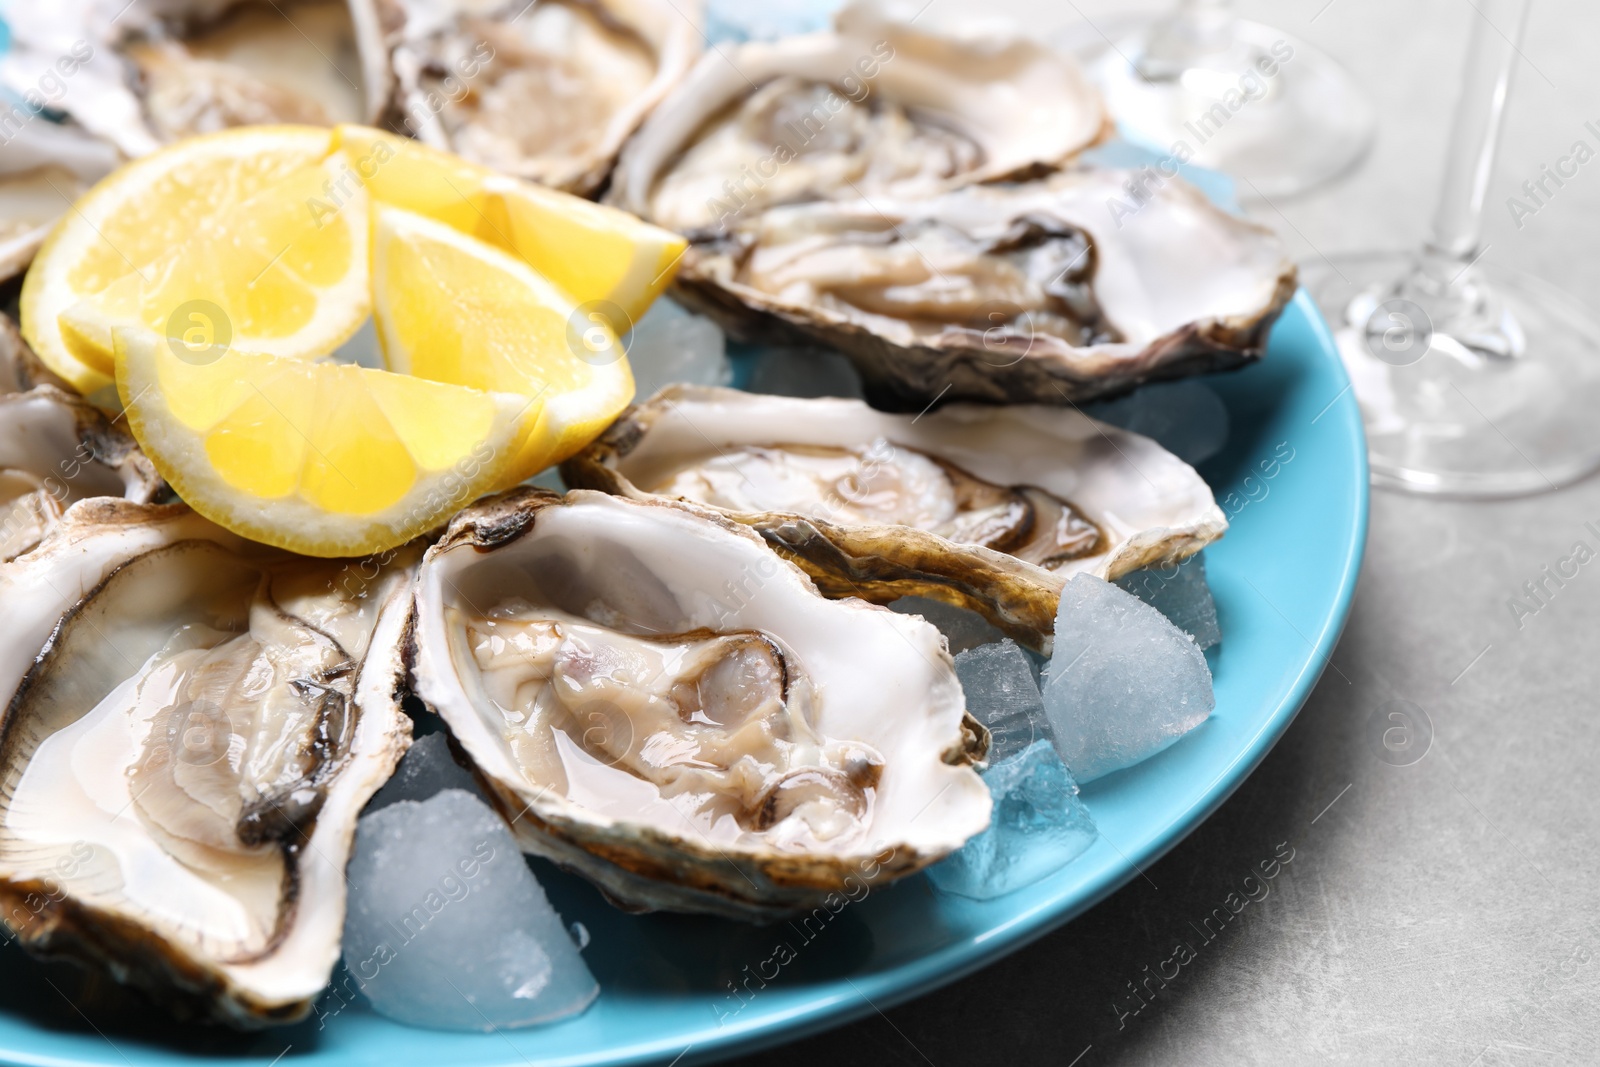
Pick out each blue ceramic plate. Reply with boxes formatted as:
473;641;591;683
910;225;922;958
0;290;1367;1066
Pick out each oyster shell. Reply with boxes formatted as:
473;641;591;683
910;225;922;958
0;0;384;160
608;0;1109;233
0;502;417;1026
0;385;163;562
0;315;72;395
371;0;703;195
668;168;1297;409
0;122;119;283
411;488;990;921
561;385;1226;654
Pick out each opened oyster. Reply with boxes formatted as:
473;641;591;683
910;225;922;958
0;385;162;562
669;168;1296;409
0;0;383;160
0;502;416;1025
0;122;118;283
372;0;702;194
411;488;990;921
609;1;1109;233
0;316;70;395
562;386;1226;653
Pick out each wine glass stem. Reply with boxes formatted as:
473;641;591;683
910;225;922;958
1425;0;1532;271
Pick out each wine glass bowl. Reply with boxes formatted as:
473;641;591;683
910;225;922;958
1083;3;1376;199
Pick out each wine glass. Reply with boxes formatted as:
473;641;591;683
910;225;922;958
1081;0;1375;199
1300;0;1600;497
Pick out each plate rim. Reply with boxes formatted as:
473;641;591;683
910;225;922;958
661;289;1372;1066
0;290;1368;1067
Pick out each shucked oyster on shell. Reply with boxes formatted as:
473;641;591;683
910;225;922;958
411;488;990;922
0;502;416;1026
562;386;1227;654
0;383;163;563
371;0;703;195
669;168;1298;410
608;0;1109;234
1;0;384;160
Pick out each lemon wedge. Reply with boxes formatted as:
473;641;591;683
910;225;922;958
335;125;685;328
371;204;634;474
114;325;536;557
58;155;370;380
23;126;344;404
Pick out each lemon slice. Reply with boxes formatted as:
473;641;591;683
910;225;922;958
58;155;370;380
22;126;340;403
115;326;535;557
371;204;634;474
335;125;685;328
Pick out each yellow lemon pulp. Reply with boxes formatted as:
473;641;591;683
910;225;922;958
115;325;534;557
32;124;683;556
23;126;340;402
60;154;370;377
371;204;634;474
334;125;686;328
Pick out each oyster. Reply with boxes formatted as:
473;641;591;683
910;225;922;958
608;1;1109;233
0;385;163;562
411;488;990;921
0;0;383;160
0;122;119;283
0;502;417;1026
668;168;1297;409
372;0;703;194
0;316;72;395
562;386;1226;653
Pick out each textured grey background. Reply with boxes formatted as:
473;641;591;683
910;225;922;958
728;1;1600;1064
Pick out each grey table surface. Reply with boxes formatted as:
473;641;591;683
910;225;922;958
729;1;1600;1064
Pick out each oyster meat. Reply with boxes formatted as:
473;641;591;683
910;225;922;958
609;0;1109;233
0;502;416;1026
562;386;1227;653
0;0;383;159
0;385;162;562
372;0;702;194
411;488;990;921
669;168;1297;409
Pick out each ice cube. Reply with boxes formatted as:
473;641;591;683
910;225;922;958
1042;574;1213;782
926;740;1096;900
743;344;865;400
1113;552;1221;650
889;596;1006;654
366;732;486;813
954;639;1052;763
339;790;597;1031
624;298;730;399
527;466;566;493
1085;380;1230;466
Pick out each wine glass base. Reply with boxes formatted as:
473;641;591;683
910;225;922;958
1301;252;1600;498
1088;19;1375;200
